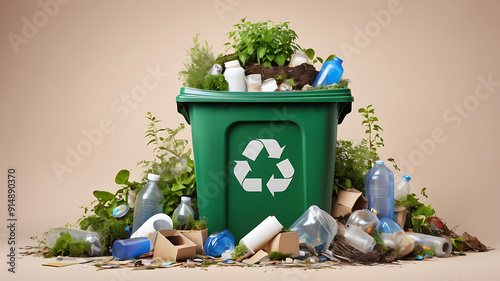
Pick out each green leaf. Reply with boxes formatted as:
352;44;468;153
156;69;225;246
257;46;266;60
171;183;186;192
266;53;275;61
304;48;315;60
274;54;285;66
93;190;115;202
358;108;366;113
115;169;130;185
325;54;335;61
317;57;324;64
239;51;249;66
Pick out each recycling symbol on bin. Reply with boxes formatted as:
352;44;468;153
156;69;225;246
234;139;294;197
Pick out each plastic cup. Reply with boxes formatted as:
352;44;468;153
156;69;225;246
261;78;278;92
344;226;376;253
246;74;262;92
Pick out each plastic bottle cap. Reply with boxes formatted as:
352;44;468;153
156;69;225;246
224;60;241;68
333;56;343;64
403;174;411;182
375;161;384;165
148;174;160;181
181;196;191;202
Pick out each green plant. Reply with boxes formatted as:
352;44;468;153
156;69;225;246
303;48;335;64
269;251;290;261
358;104;384;165
79;215;128;254
202;74;228;91
395;190;435;233
225;17;300;67
178;34;218;89
46;232;88;257
231;243;248;260
333;140;375;194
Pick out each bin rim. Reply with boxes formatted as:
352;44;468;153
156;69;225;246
176;87;353;103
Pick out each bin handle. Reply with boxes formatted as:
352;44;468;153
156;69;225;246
177;102;191;125
337;102;352;125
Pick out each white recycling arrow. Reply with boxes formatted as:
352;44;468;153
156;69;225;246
267;175;292;196
234;138;294;196
234;161;251;185
259;139;285;159
242;140;264;161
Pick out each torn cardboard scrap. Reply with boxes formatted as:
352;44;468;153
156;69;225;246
331;188;368;217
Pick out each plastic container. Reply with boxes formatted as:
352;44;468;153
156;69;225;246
312;57;344;87
343;225;376;253
245;74;262;92
112;204;130;218
345;209;380;235
380;232;415;257
289;205;338;252
379;217;403;234
365;161;394;219
239;216;283;254
112;237;150;261
132;173;164;234
208;64;223;75
406;232;452;257
394;174;412;200
45;227;103;256
261;78;278;92
223;60;246;92
289;50;309;67
176;87;353;240
172;196;194;226
203;229;235;257
131;213;173;250
279;83;293;91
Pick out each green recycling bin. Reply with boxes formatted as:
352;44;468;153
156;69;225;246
176;87;353;240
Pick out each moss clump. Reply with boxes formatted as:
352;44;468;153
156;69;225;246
202;74;228;91
79;215;128;254
47;232;88;257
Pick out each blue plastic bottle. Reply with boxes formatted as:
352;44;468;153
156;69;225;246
365;161;394;220
312;56;344;87
132;174;164;234
112;237;150;261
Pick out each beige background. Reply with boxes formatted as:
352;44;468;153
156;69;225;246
1;0;499;277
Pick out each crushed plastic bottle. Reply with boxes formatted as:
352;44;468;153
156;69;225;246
289;205;338;252
203;229;235;257
394;174;411;201
365;161;394;219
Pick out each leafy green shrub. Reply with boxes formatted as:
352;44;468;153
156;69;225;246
47;232;88;257
225;18;300;67
333;140;375;194
178;34;217;89
202;74;228;91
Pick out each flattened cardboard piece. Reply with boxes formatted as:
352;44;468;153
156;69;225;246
394;206;409;228
242;249;269;265
331;188;368;218
263;232;299;255
151;229;197;262
180;229;208;255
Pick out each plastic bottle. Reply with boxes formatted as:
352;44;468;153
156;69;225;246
289;205;338;252
380;232;415;257
45;227;103;256
312;56;344;87
172;196;194;227
406;232;452;257
223;60;247;92
365;161;394;220
203;229;235;257
132;173;164;234
112;237;150;261
345;209;380;235
379;217;403;234
394;174;412;200
344;226;376;253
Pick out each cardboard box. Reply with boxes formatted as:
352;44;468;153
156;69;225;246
180;229;208;255
331;188;368;218
151;229;197;262
394;206;409;229
242;250;269;265
262;232;300;255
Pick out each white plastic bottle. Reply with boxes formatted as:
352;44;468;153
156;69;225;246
132;174;164;234
172;196;194;226
394;174;411;201
223;60;247;92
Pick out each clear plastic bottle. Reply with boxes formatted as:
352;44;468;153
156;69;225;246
112;237;150;261
45;227;104;256
312;56;344;87
365;161;394;220
132;173;164;234
172;196;194;226
394;174;412;200
345;209;380;235
223;60;247;92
